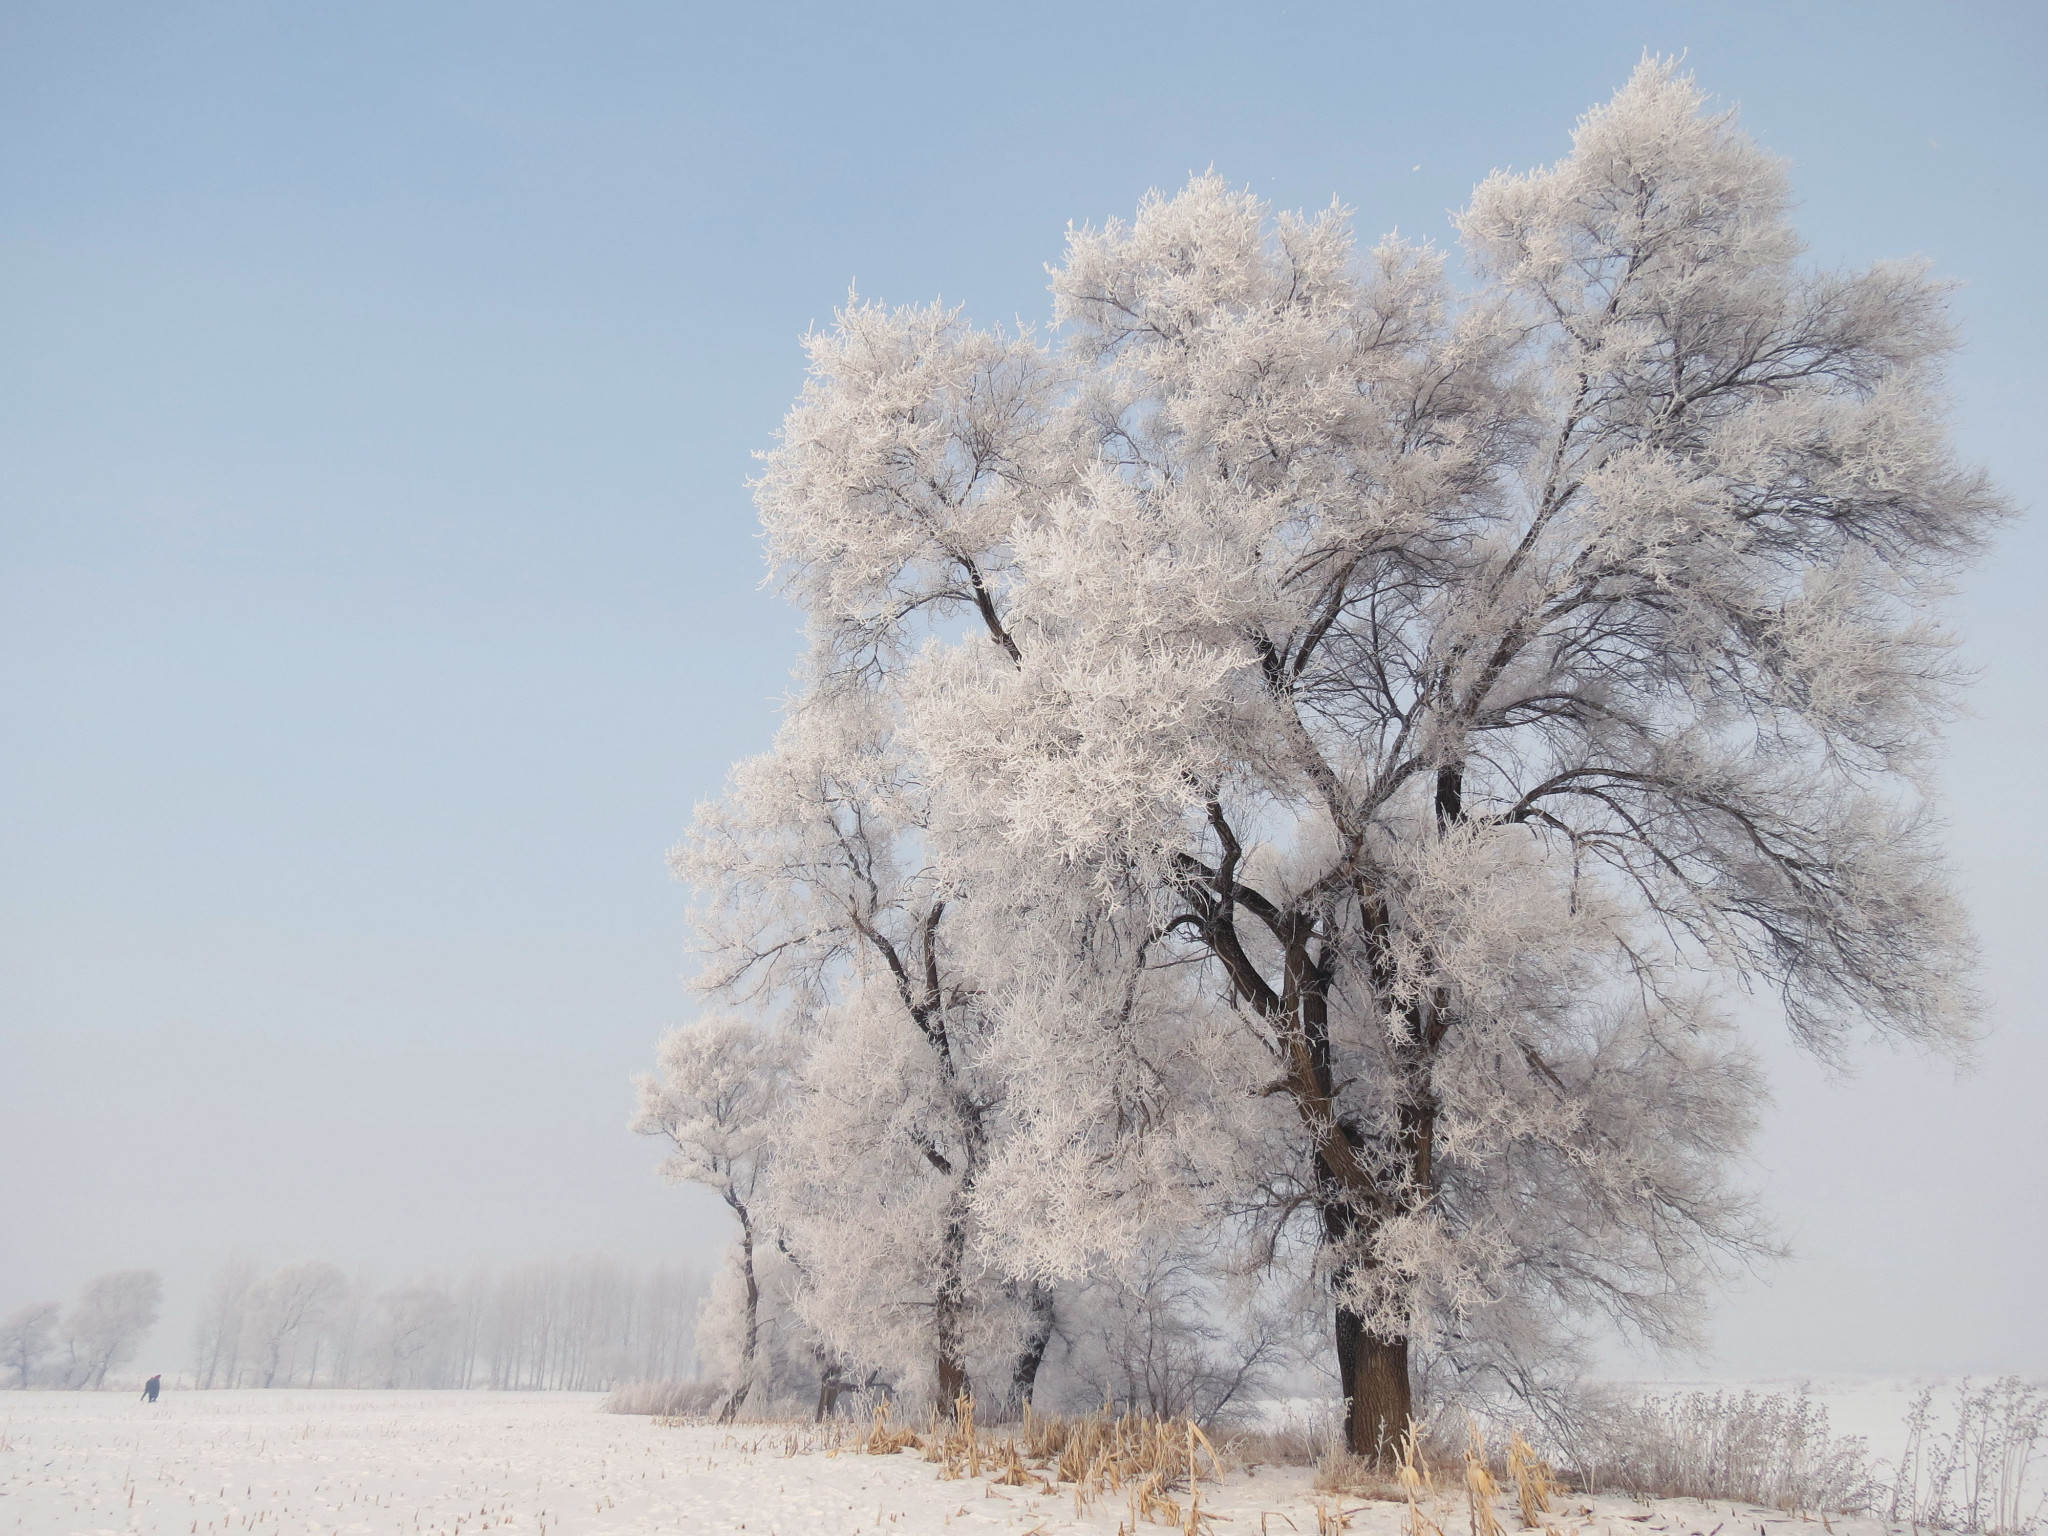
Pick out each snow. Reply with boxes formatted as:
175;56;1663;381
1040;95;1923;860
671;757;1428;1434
0;1387;1941;1536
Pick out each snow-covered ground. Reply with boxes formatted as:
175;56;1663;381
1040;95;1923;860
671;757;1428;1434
0;1385;1992;1536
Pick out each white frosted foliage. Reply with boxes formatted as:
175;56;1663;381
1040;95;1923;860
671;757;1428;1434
647;60;2000;1440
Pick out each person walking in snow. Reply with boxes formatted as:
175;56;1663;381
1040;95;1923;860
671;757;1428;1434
141;1374;160;1403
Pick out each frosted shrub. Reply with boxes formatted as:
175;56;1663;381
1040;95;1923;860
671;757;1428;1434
1227;1398;1347;1471
1051;1254;1285;1424
1556;1388;1878;1512
1889;1378;2046;1536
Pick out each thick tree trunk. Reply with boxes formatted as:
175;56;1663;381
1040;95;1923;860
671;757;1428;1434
1338;1314;1412;1462
936;1352;968;1408
1183;801;1425;1464
934;1200;971;1414
1326;1204;1415;1461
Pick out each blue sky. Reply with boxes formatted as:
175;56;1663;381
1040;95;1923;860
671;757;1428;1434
3;0;2042;1374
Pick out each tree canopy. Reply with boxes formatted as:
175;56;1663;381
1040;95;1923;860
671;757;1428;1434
651;60;2002;1454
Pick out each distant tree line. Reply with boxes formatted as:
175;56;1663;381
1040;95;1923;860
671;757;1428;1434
188;1255;703;1390
1;1257;700;1391
1;1270;163;1388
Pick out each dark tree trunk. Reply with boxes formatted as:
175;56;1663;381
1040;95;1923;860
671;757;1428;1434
1340;1318;1411;1462
933;1196;972;1414
814;1366;846;1422
1324;1202;1415;1461
1008;1282;1056;1413
935;1351;969;1411
1180;798;1427;1464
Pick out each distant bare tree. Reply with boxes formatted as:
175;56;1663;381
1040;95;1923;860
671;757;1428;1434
174;1252;704;1392
321;1271;372;1387
191;1253;260;1388
1;1301;60;1387
60;1271;162;1388
634;1266;703;1383
451;1271;493;1389
371;1286;461;1387
244;1261;348;1387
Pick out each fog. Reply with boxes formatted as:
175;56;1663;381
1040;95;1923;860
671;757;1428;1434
3;0;2041;1376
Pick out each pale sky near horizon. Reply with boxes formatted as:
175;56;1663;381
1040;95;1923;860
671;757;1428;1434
3;0;2043;1379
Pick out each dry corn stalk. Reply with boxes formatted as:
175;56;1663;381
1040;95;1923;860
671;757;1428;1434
1399;1422;1448;1536
1505;1431;1555;1527
922;1394;983;1478
1180;1418;1225;1535
1131;1469;1182;1528
991;1437;1052;1491
862;1401;923;1456
1465;1420;1505;1536
850;1400;1227;1526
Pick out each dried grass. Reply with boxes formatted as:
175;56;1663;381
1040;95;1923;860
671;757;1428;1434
1464;1421;1505;1536
1315;1415;1556;1535
627;1388;1574;1536
859;1400;923;1456
1398;1422;1451;1536
1313;1415;1462;1505
1296;1416;1527;1536
643;1388;1567;1534
1314;1452;1408;1500
846;1395;1231;1531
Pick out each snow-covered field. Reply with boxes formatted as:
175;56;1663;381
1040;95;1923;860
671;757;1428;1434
0;1385;1973;1536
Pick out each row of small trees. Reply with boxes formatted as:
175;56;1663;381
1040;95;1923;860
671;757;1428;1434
187;1255;702;1390
636;60;2000;1453
1;1270;163;1388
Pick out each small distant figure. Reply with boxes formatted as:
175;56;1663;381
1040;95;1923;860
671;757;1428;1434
141;1374;161;1403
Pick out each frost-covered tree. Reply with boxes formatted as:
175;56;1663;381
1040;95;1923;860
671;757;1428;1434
712;61;2001;1457
323;1271;374;1387
59;1270;163;1388
243;1261;348;1387
673;681;1076;1413
632;1266;706;1384
1;1301;59;1387
485;1257;641;1390
689;1236;839;1414
192;1253;260;1388
368;1286;461;1387
633;1015;785;1416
